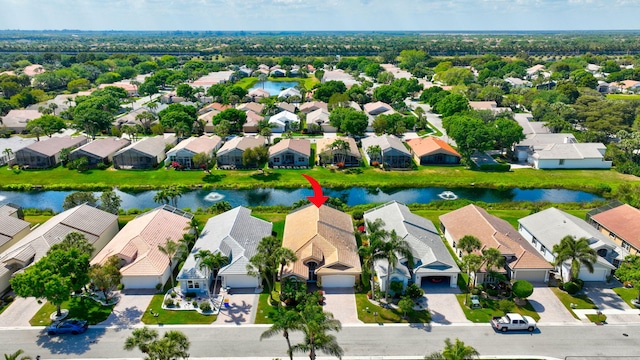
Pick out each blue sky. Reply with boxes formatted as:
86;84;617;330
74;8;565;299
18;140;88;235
1;0;639;31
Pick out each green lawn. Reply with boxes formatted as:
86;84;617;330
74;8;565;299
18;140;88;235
254;292;275;324
235;77;259;90
1;164;635;193
30;296;114;326
606;94;640;100
454;294;540;323
140;294;216;325
355;294;431;323
613;287;640;308
550;287;597;319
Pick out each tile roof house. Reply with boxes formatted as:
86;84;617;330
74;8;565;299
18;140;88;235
1;109;42;133
513;113;550;136
269;110;298;133
439;204;553;283
192;71;235;88
0;204;119;293
216;135;265;168
165;135;222;169
237;102;265;115
91;206;193;289
299;101;328;114
113;135;177;169
518;208;626;282
306;108;333;132
114;108;157;128
248;88;271;100
197;110;220;133
98;82;138;96
321;69;359;87
406;137;461;165
531;143;611;169
268;139;310;168
316;137;361;167
70;138;131;168
15;135;89;169
0;137;37;166
361;135;412;168
242;111;265;133
177;206;272;292
364;201;460;290
0;205;30;254
589;204;640;255
281;205;361;288
276;102;297;113
363;101;393;116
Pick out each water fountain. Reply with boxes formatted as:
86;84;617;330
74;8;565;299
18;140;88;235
204;192;225;202
438;191;458;200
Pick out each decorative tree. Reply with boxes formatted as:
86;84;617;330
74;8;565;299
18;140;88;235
511;280;534;303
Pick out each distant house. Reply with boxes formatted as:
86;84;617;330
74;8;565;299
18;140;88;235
299;101;328;114
0;204;30;254
306;108;333;132
281;205;361;288
177;206;272;292
237;102;264;115
269;110;298;133
513;113;550;136
91;206;193;289
15;135;89;169
515;133;577;163
70;138;131;168
159;92;186;104
531;143;611;169
406;137;461;165
112;135;177;170
588;203;640;255
242;111;265;133
98;82;138;96
278;88;301;99
248;88;271;101
321;69;359;87
518;208;626;282
268;139;310;168
276;102;297;113
468;101;510;113
216;135;265;168
197;111;220;133
316;137;361;167
361;135;412;168
363;101;393;116
270;68;287;77
0;137;37;166
439;204;553;283
23;64;45;77
114;107;157;128
192;71;235;89
0;204;119;293
165;135;222;169
1;109;41;133
364;201;460;290
504;77;530;88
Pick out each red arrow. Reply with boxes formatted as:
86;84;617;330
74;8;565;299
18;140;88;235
302;174;329;208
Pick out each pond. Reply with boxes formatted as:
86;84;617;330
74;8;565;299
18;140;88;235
0;187;603;212
249;81;299;96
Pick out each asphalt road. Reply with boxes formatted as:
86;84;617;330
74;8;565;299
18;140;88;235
2;323;640;359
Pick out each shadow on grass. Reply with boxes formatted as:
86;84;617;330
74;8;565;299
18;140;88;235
250;172;282;182
36;326;107;355
203;173;226;183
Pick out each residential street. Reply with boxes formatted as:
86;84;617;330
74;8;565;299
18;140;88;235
2;323;640;359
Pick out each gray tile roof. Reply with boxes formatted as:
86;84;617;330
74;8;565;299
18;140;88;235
178;207;272;280
115;135;176;157
24;136;88;157
364;201;459;276
72;138;131;159
0;214;29;247
0;137;37;154
361;135;411;155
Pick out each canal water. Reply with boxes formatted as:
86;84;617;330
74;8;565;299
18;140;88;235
0;187;603;212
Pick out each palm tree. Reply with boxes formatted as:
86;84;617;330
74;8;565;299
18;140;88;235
124;327;159;356
4;349;31;360
366;145;382;165
380;229;414;303
553;236;597;281
457;235;482;256
153;190;170;206
258;73;268;88
275;247;298;298
2;148;13;164
158;239;183;290
481;247;505;284
260;306;302;360
330;139;349;167
207;252;229;297
186;217;201;238
292;305;343;360
461;253;483;302
358;219;388;299
425;337;479;360
124;327;190;360
30;125;43;141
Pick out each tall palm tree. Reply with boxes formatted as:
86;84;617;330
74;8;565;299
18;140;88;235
153;190;170;206
425;337;479;360
2;148;13;164
366;145;382;165
457;235;482;256
553;236;597;281
124;327;159;356
195;249;229;296
158;239;182;290
292;305;343;360
481;247;505;284
461;253;483;300
381;229;414;303
260;306;302;360
275;247;298;298
358;219;388;299
330;139;349;167
4;349;31;360
186;217;201;238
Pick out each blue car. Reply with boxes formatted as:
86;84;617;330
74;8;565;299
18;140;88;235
46;319;88;335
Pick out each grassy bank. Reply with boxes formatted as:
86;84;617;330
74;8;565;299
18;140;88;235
1;164;635;193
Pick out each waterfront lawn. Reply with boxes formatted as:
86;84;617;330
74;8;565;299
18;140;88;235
141;294;216;325
30;296;114;326
0;163;635;192
551;287;597;319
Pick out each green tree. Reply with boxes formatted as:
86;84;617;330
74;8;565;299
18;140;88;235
176;84;195;101
461;254;483;301
242;146;269;169
511;280;534;301
49;231;94;256
341;110;368;137
482;247;505;279
28;125;44;141
493;118;525;156
553;236;597;280
358;219;388;297
247;235;280;302
313;81;347;103
425;337;480;360
157;239;183;290
380;230;414;303
433;93;469;117
615;255;640;302
3;349;31;360
124;328;190;360
26;115;66;138
135;111;156;132
212;108;247;135
99;190;122;214
62;191;98;210
366;145;382;164
260;306;302;360
398;296;414;319
89;255;122;302
457;235;482;256
291;302;343;360
195;249;229;297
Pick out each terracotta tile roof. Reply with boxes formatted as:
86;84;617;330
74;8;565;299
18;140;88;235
72;138;130;159
170;135;221;155
217;135;265;155
299;101;328;114
238;102;264;114
407;137;461;158
269;139;310;157
591;204;640;250
248;88;271;98
91;206;193;277
281;205;361;280
439;205;552;270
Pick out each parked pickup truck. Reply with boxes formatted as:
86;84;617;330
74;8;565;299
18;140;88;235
491;313;537;332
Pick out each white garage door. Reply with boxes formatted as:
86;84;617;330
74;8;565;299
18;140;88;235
123;276;158;289
580;269;608;282
321;275;355;288
514;270;548;283
225;275;258;288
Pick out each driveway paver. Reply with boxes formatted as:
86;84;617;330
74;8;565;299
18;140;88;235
0;297;42;327
527;285;579;324
214;288;258;325
100;290;154;327
420;286;469;324
581;282;640;324
322;288;362;324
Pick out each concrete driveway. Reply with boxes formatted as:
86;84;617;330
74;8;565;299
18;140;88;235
214;288;258;325
0;297;42;327
322;288;362;324
100;290;154;327
582;282;640;324
419;286;469;324
527;285;579;324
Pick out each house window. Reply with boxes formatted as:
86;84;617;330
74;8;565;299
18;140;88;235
194;282;200;289
597;249;607;258
609;231;616;239
622;242;631;251
273;157;280;163
187;281;194;289
559;159;565;165
541;246;546;255
298;157;305;162
532;239;537;246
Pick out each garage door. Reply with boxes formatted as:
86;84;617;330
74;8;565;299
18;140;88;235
321;275;355;288
420;276;451;287
514;270;547;283
225;275;259;288
123;275;158;289
580;269;607;282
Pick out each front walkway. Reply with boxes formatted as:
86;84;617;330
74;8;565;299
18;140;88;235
0;297;42;327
